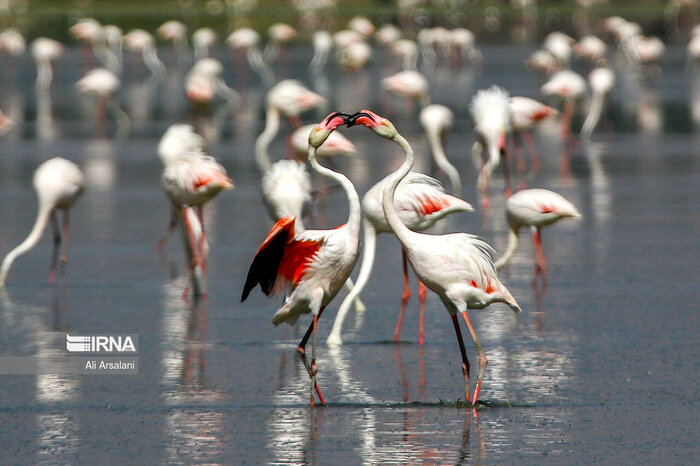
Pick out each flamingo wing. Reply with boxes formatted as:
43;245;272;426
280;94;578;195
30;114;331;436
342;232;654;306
241;215;323;301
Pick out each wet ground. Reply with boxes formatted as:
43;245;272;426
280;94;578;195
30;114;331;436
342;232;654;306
0;43;699;463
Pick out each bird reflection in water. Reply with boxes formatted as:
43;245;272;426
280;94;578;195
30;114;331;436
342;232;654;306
0;288;81;463
161;284;225;463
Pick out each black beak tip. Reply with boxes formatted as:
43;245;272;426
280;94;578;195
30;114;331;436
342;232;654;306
345;111;373;127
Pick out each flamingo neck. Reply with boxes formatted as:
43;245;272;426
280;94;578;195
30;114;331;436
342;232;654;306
255;105;280;173
308;144;361;234
426;127;461;197
0;201;54;286
382;132;416;245
495;228;519;269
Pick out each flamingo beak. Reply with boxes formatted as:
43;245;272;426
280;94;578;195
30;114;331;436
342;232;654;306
345;110;380;127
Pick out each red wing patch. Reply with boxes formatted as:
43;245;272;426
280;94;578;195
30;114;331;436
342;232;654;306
538;203;555;214
278;239;323;285
531;107;555;122
421;196;450;215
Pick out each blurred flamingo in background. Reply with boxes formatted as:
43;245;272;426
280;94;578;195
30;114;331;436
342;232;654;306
76;68;130;138
470;85;512;208
495;188;580;283
0;158;85;286
580;67;615;141
420;104;461;196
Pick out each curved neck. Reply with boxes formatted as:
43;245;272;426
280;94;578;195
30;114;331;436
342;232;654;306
0;201;53;286
308;145;361;234
426;128;461;197
382;133;415;244
247;47;274;87
495;228;519;269
581;92;604;139
254;105;280;172
328;218;377;345
143;47;165;77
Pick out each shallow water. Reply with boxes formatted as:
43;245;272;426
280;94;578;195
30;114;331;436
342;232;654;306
0;44;699;463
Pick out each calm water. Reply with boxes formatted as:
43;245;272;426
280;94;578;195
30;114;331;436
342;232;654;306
0;43;698;464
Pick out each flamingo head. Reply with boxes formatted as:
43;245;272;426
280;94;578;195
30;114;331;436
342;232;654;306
346;109;397;139
309;112;349;149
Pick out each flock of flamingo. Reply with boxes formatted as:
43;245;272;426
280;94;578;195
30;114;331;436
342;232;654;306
0;7;679;406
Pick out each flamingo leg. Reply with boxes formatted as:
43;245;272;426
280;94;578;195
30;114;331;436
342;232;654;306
59;209;71;265
501;147;512;199
522;130;541;170
461;310;487;405
394;248;411;342
156;206;178;251
48;210;61;285
532;227;548;283
512;131;527;174
297;307;326;405
451;313;471;403
196;206;207;295
418;280;426;345
182;209;202;299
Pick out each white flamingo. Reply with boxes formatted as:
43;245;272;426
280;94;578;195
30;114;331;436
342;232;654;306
241;112;362;406
327;171;473;346
495;188;580;282
347;109;520;404
420;104;461;196
0;158;85;286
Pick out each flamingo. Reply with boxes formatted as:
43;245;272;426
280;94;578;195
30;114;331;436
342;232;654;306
161;150;233;297
0;27;26;57
382;70;431;107
157;20;189;66
192;27;217;60
122;29;166;77
75;68;130;138
580;67;615;141
470;85;512;206
346;109;520;404
495;188;580;282
255;80;326;231
31;38;64;100
69;19;120;73
509;96;559;180
326;171;473;347
241;112;362;406
0;158;85;286
420;104;461;196
543;32;574;69
264;23;296;63
540;69;587;143
226;28;274;86
309;31;332;74
348;15;375;38
573;35;608;64
155;123;207;249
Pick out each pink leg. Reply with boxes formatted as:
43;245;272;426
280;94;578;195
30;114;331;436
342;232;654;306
297;307;326;406
461;310;487;405
418;281;426;345
502;148;512;199
156;207;178;251
451;313;471;403
394;248;411;342
48;211;61;285
532;227;548;284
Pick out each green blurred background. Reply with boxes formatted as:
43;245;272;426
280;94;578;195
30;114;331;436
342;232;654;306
3;1;696;43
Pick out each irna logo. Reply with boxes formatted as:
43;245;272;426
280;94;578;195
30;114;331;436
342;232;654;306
66;334;138;353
